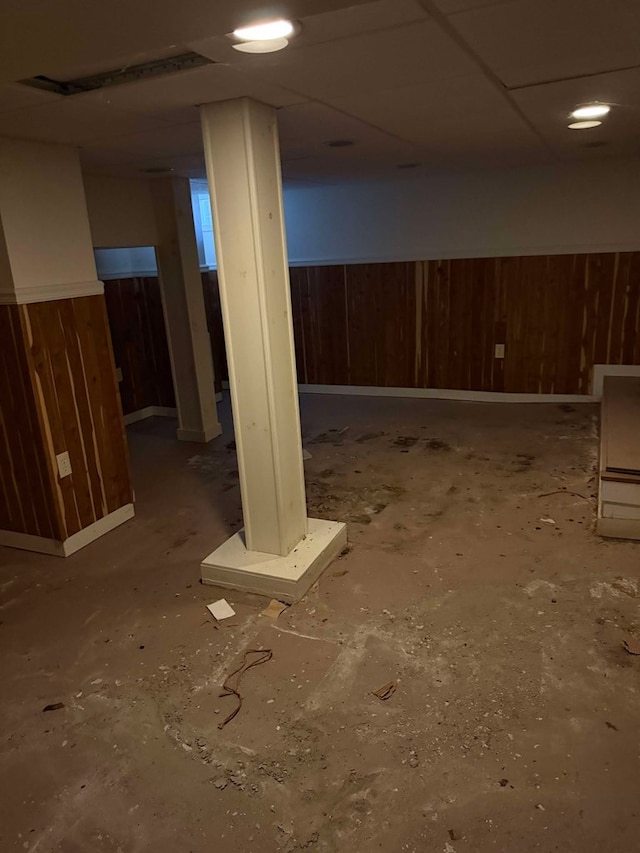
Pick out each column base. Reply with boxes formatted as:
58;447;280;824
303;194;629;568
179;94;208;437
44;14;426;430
176;422;222;443
200;517;347;603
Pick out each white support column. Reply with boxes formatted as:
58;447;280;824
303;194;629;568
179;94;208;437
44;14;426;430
152;176;221;443
199;98;346;602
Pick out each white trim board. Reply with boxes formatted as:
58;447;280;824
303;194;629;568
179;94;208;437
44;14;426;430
0;504;134;557
0;279;104;304
99;269;158;280
99;265;216;281
286;244;640;268
123;406;177;425
297;384;596;404
592;364;640;399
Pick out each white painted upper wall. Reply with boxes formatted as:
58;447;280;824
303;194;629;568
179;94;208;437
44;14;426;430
84;174;158;248
94;245;157;278
283;157;640;265
0;138;97;297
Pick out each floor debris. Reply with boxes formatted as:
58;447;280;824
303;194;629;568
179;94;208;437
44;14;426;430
207;599;236;621
261;599;288;620
372;681;397;701
538;489;589;500
42;702;64;712
218;649;273;729
623;637;640;655
302;449;312;461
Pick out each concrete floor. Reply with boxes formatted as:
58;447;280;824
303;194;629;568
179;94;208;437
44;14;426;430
2;394;640;852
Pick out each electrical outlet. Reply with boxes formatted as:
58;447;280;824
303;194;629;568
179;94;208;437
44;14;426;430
56;451;72;479
115;367;123;383
494;343;506;359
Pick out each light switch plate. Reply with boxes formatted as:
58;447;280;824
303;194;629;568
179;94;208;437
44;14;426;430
115;367;123;382
494;343;506;359
56;451;72;479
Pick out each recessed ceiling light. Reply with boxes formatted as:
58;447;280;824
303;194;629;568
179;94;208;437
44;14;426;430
232;38;289;54
570;103;611;120
233;19;295;42
568;120;603;130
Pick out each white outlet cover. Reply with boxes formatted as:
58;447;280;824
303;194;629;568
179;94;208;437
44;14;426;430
56;451;72;479
494;343;506;359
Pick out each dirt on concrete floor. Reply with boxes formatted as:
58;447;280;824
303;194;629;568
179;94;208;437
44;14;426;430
2;395;640;852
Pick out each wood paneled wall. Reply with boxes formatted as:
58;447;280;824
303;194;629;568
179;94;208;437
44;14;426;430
0;305;59;539
104;277;175;414
105;252;640;403
0;296;132;541
201;270;226;394
290;252;640;395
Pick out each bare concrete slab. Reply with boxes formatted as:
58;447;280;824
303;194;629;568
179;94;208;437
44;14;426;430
2;394;640;852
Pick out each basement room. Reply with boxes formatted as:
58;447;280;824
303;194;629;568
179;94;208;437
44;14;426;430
2;1;640;850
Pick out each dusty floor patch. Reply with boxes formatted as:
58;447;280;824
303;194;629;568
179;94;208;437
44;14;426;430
1;395;639;852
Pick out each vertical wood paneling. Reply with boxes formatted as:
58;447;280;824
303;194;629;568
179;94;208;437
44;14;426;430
302;265;350;385
289;266;309;384
0;295;132;543
100;252;640;406
201;270;226;393
293;251;640;395
0;306;60;539
104;277;176;414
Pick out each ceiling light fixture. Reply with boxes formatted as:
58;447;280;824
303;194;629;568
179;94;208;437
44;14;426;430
232;38;289;54
570;103;611;120
229;18;298;54
568;120;603;130
233;19;295;41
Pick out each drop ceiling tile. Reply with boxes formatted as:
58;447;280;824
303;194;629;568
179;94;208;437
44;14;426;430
0;99;172;145
77;63;304;120
86;121;205;156
0;0;372;84
0;83;62;113
511;67;640;159
328;74;536;146
277;102;422;164
189;0;428;64
447;0;640;89
208;20;477;101
432;0;520;14
81;148;207;180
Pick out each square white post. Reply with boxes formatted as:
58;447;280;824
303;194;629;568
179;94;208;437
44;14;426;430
152;176;221;443
199;98;346;601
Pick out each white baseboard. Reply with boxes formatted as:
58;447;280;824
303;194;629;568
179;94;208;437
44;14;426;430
222;379;595;403
297;383;596;404
0;504;135;558
123;406;177;425
592;364;640;399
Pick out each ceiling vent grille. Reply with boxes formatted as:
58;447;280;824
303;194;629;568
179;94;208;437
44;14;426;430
21;52;214;96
